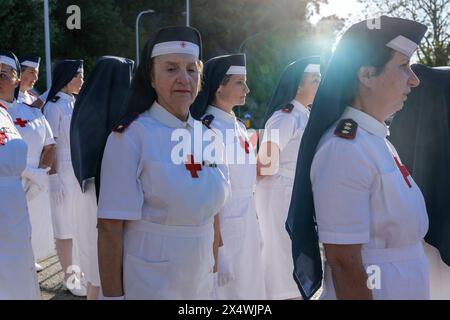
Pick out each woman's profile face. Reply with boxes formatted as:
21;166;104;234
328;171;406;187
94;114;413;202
67;72;84;95
151;53;200;119
297;72;321;105
216;74;249;107
369;51;420;114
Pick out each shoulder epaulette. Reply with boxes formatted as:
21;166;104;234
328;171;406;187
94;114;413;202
0;102;7;110
49;96;60;103
334;119;358;140
281;103;294;113
201;114;215;129
113;112;140;133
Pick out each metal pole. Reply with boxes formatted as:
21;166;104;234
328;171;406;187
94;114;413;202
44;0;52;89
186;0;190;26
135;10;155;66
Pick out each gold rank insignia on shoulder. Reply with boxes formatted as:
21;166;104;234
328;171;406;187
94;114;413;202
201;114;214;129
281;104;294;113
113;112;139;133
334;119;358;140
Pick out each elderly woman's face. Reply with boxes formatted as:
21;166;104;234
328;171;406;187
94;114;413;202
151;53;200;119
0;64;20;100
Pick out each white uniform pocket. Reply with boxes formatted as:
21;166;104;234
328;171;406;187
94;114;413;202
123;253;170;300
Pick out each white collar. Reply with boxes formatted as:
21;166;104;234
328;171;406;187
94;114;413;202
292;99;310;115
206;105;236;124
57;91;76;102
341;106;389;138
148;101;195;129
0;98;17;110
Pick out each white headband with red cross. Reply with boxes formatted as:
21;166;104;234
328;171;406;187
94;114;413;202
151;41;200;58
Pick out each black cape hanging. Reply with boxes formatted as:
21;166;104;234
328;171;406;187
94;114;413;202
263;56;320;126
286;16;427;299
44;59;83;107
70;56;134;200
389;65;450;266
123;26;202;117
190;54;246;120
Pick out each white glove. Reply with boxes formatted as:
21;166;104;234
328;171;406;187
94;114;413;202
217;245;235;287
22;167;50;202
49;173;64;205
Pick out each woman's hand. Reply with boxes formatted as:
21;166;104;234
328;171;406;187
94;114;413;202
213;214;223;273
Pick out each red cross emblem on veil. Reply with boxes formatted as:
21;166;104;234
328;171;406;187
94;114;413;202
394;156;412;188
185;154;202;178
180;42;187;48
14;118;28;127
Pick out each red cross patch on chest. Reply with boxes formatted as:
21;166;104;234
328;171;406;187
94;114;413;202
239;136;250;154
14;118;28;127
394;156;412;188
185;154;202;178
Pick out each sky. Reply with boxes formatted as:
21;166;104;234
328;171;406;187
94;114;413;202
309;0;367;24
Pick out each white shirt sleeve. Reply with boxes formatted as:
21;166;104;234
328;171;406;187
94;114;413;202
39;90;49;103
42;116;55;146
261;112;296;151
97;129;144;220
43;103;61;139
33;108;55;146
311;138;375;244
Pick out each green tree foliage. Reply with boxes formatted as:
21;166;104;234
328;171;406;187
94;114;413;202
1;0;342;126
358;0;450;66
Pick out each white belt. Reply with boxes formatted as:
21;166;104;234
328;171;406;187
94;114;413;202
0;175;21;186
277;167;296;179
361;242;424;264
126;219;213;238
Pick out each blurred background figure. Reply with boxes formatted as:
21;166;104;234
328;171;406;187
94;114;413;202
389;64;450;300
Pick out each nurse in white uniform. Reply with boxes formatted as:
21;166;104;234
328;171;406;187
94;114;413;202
255;56;321;300
286;16;430;300
17;56;40;105
43;59;86;296
0;53;55;272
97;26;230;300
70;56;135;300
0;52;40;300
191;54;266;299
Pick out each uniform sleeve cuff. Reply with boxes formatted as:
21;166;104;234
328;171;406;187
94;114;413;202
318;230;370;244
98;210;142;221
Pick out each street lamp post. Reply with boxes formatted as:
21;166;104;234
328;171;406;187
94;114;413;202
135;9;155;66
43;0;52;89
186;0;190;26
